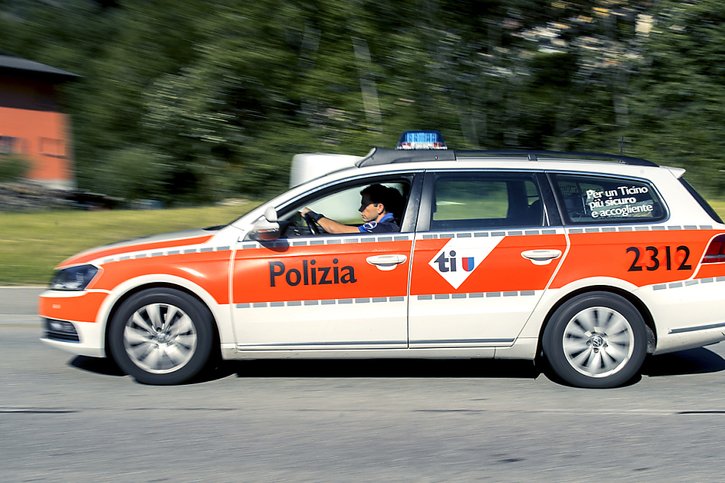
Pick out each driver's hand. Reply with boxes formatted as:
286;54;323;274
299;207;311;217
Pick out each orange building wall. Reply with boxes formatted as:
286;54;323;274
0;106;72;186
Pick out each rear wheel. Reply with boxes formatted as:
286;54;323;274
108;288;213;385
543;292;647;388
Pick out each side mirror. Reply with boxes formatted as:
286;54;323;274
263;206;278;222
249;206;280;241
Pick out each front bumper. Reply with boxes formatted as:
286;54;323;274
39;290;109;358
40;318;106;357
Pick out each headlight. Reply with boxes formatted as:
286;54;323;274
49;265;99;291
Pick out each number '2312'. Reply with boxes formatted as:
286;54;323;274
626;246;692;272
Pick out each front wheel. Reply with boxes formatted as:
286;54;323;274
542;292;647;388
108;288;213;385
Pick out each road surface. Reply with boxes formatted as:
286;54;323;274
2;288;725;481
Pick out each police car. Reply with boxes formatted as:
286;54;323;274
40;136;725;388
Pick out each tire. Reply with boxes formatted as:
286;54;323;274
542;291;647;388
108;288;213;385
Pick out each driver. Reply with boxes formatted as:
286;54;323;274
300;184;402;234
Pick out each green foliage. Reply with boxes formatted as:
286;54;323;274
623;0;725;197
93;146;169;200
1;0;722;202
0;155;30;182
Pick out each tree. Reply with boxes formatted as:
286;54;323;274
1;0;721;202
625;0;725;195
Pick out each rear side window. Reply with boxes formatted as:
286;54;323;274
551;173;666;224
430;173;544;230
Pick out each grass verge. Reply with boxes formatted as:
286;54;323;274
0;204;254;285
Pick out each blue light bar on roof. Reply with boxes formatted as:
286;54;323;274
396;130;447;150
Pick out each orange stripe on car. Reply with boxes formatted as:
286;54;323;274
411;234;567;295
232;241;411;304
58;235;214;268
90;250;231;303
39;292;109;323
551;230;717;289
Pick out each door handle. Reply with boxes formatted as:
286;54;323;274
521;249;562;266
366;254;408;271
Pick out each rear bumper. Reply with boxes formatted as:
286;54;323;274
644;277;725;354
653;321;725;355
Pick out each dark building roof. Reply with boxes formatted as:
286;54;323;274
0;55;79;81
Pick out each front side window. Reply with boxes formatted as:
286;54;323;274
551;173;665;224
429;173;544;231
278;179;411;237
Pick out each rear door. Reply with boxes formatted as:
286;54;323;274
408;170;567;347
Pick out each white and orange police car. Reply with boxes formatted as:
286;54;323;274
40;140;725;387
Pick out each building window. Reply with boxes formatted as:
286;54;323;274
40;137;66;158
0;136;17;155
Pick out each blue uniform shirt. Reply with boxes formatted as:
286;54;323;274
358;212;399;233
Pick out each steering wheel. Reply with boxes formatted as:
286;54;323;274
303;213;323;235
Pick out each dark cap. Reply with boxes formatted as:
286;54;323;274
358;184;391;212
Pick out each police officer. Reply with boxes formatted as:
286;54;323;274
300;184;402;234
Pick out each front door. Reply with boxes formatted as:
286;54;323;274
231;176;418;350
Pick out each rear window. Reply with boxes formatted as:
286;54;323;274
551;173;666;224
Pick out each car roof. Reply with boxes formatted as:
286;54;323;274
357;147;659;168
287;147;682;192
